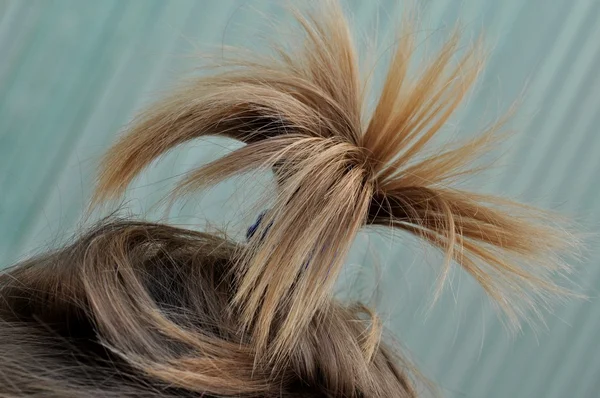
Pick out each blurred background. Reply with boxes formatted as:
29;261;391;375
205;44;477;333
1;0;599;397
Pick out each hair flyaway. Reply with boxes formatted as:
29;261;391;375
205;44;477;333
0;1;580;397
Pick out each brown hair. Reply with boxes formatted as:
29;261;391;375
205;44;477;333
0;1;576;396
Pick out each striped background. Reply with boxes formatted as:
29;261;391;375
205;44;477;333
1;1;599;397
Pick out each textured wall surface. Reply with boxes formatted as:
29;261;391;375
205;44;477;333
1;1;599;397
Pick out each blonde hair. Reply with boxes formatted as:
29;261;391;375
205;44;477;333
0;1;575;396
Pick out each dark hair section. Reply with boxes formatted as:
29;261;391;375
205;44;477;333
0;220;414;397
0;1;577;396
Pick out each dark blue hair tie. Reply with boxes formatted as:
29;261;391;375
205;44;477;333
246;210;272;241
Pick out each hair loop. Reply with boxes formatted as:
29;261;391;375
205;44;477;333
91;0;576;358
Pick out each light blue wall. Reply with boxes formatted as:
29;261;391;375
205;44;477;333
1;1;599;397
